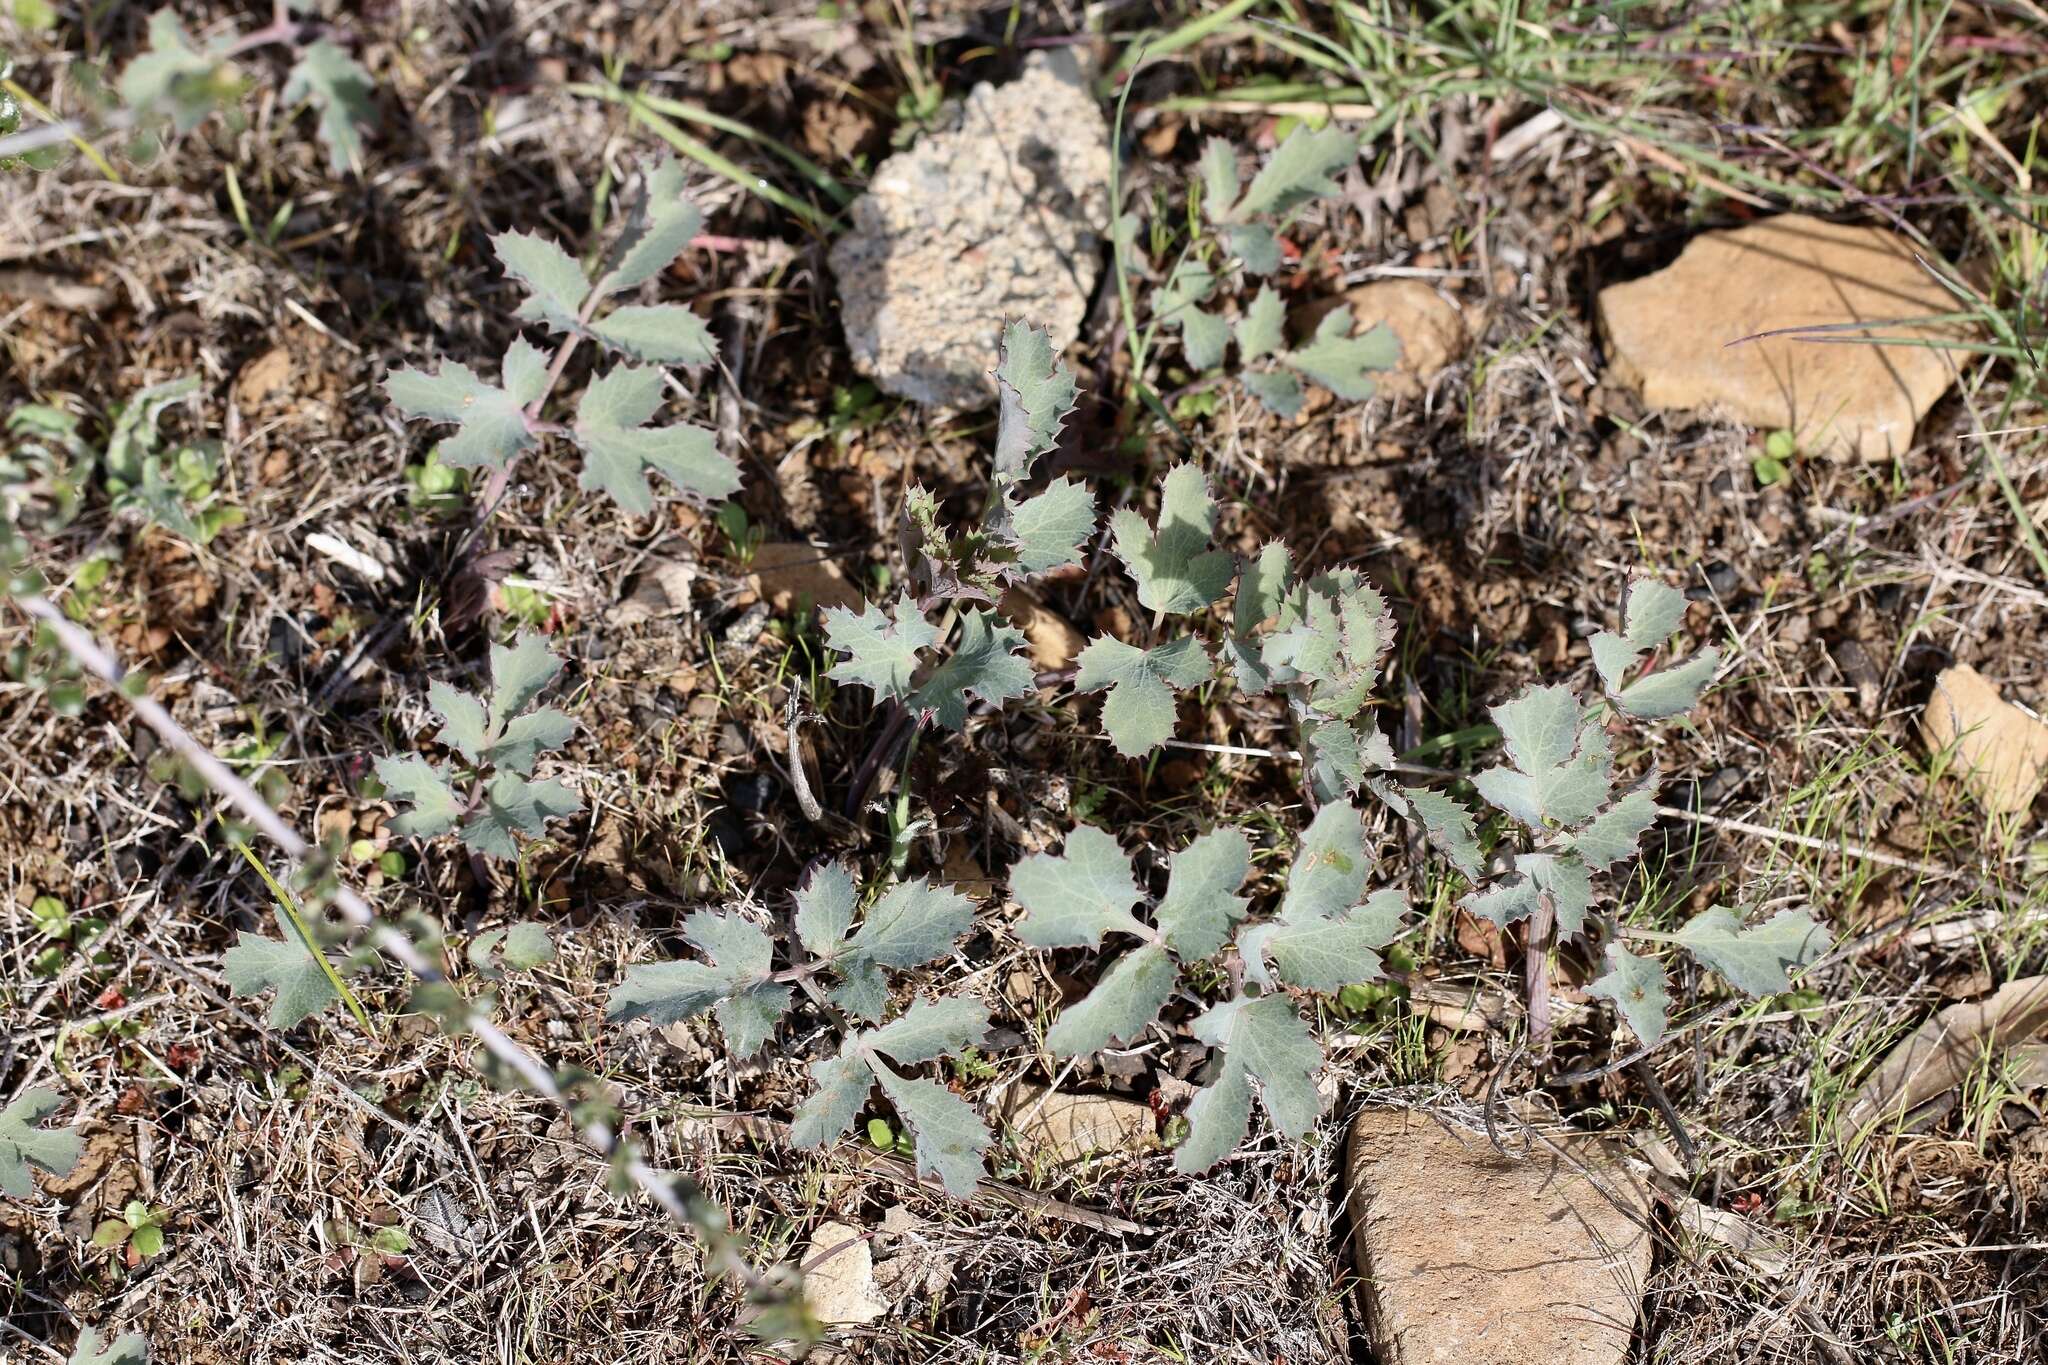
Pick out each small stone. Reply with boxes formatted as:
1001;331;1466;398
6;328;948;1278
800;1220;888;1326
828;51;1111;410
233;346;294;410
1002;1083;1156;1165
748;542;863;615
1001;587;1084;672
1920;664;2048;815
1344;281;1468;397
1346;1109;1652;1365
1598;214;1969;462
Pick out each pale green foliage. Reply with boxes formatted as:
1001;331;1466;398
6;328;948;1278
119;11;234;135
221;911;350;1029
823;597;941;702
1589;577;1722;718
68;1328;149;1365
0;1086;82;1196
387;160;739;512
1110;464;1234;616
1072;635;1208;757
281;41;377;174
1586;944;1672;1044
612;865;986;1189
468;921;555;979
374;632;581;861
1009;811;1401;1171
1672;906;1829;996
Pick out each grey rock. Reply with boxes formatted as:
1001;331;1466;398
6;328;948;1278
829;51;1111;410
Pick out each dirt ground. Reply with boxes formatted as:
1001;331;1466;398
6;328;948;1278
4;2;2048;1363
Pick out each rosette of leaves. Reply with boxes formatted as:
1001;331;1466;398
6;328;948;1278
373;632;582;861
822;327;1094;734
1140;125;1397;416
1250;565;1400;802
386;159;741;514
1380;579;1826;1043
1009;805;1405;1173
609;862;989;1194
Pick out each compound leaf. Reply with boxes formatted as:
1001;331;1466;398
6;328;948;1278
460;770;579;860
1009;824;1146;948
373;755;463;838
1282;311;1394;402
1006;477;1094;576
601;160;703;295
1045;943;1177;1055
590;304;718;366
282;41;376;174
871;1062;990;1197
1588;944;1672;1045
0;1087;82;1197
866;996;990;1066
910;609;1033;731
1110;465;1234;616
493;230;590;333
1473;685;1614;829
1673;907;1829;996
571;364;736;513
1232;124;1357;219
1072;634;1209;757
222;923;343;1029
1154;826;1252;959
992;322;1078;482
823;596;940;704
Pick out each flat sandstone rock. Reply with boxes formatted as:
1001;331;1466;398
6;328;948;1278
1597;214;1968;461
1346;1109;1652;1365
1920;664;2048;815
828;51;1110;410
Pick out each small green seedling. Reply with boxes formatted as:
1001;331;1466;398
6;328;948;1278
92;1200;168;1265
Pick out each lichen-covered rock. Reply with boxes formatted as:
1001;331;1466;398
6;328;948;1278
828;51;1110;410
1346;1109;1653;1365
1597;214;1969;461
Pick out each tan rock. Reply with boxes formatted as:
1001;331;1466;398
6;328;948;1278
1346;1109;1652;1365
1344;280;1469;397
1921;664;2048;814
1598;214;1969;462
749;542;863;615
801;1220;888;1326
233;347;294;410
1002;1083;1155;1165
1001;587;1084;672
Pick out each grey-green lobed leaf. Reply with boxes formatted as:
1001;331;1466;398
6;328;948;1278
1175;995;1322;1174
864;995;990;1066
1005;477;1095;576
1588;943;1673;1045
1231;124;1358;219
823;596;941;703
793;861;860;959
487;632;566;729
1393;784;1484;881
1181;306;1230;371
991;322;1078;484
1009;824;1147;949
1571;789;1658;871
571;364;737;514
1226;224;1283;275
1111;464;1235;616
222;914;346;1030
1624;578;1690;652
608;910;782;1034
1614;648;1720;720
1044;943;1177;1055
282;41;377;174
1244;887;1406;992
1672;906;1829;996
493;231;591;333
1234;286;1286;362
1279;801;1370;923
1281;310;1395;402
1197;138;1240;222
590;305;718;366
789;1047;870;1149
1462;852;1593;935
601;159;704;295
67;1327;150;1365
118;11;228;134
1473;685;1615;830
1241;368;1304;417
1072;634;1210;757
1223;540;1292;694
385;340;546;472
844;878;977;971
374;755;463;838
0;1087;83;1197
871;1062;990;1197
1154;826;1253;959
460;770;579;860
910;609;1033;731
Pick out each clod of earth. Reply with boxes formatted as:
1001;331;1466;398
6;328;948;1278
800;1219;889;1327
828;50;1110;410
1002;1082;1157;1165
1001;586;1085;672
1919;663;2048;814
748;541;864;615
1597;214;1970;462
1340;280;1469;398
1345;1109;1652;1365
